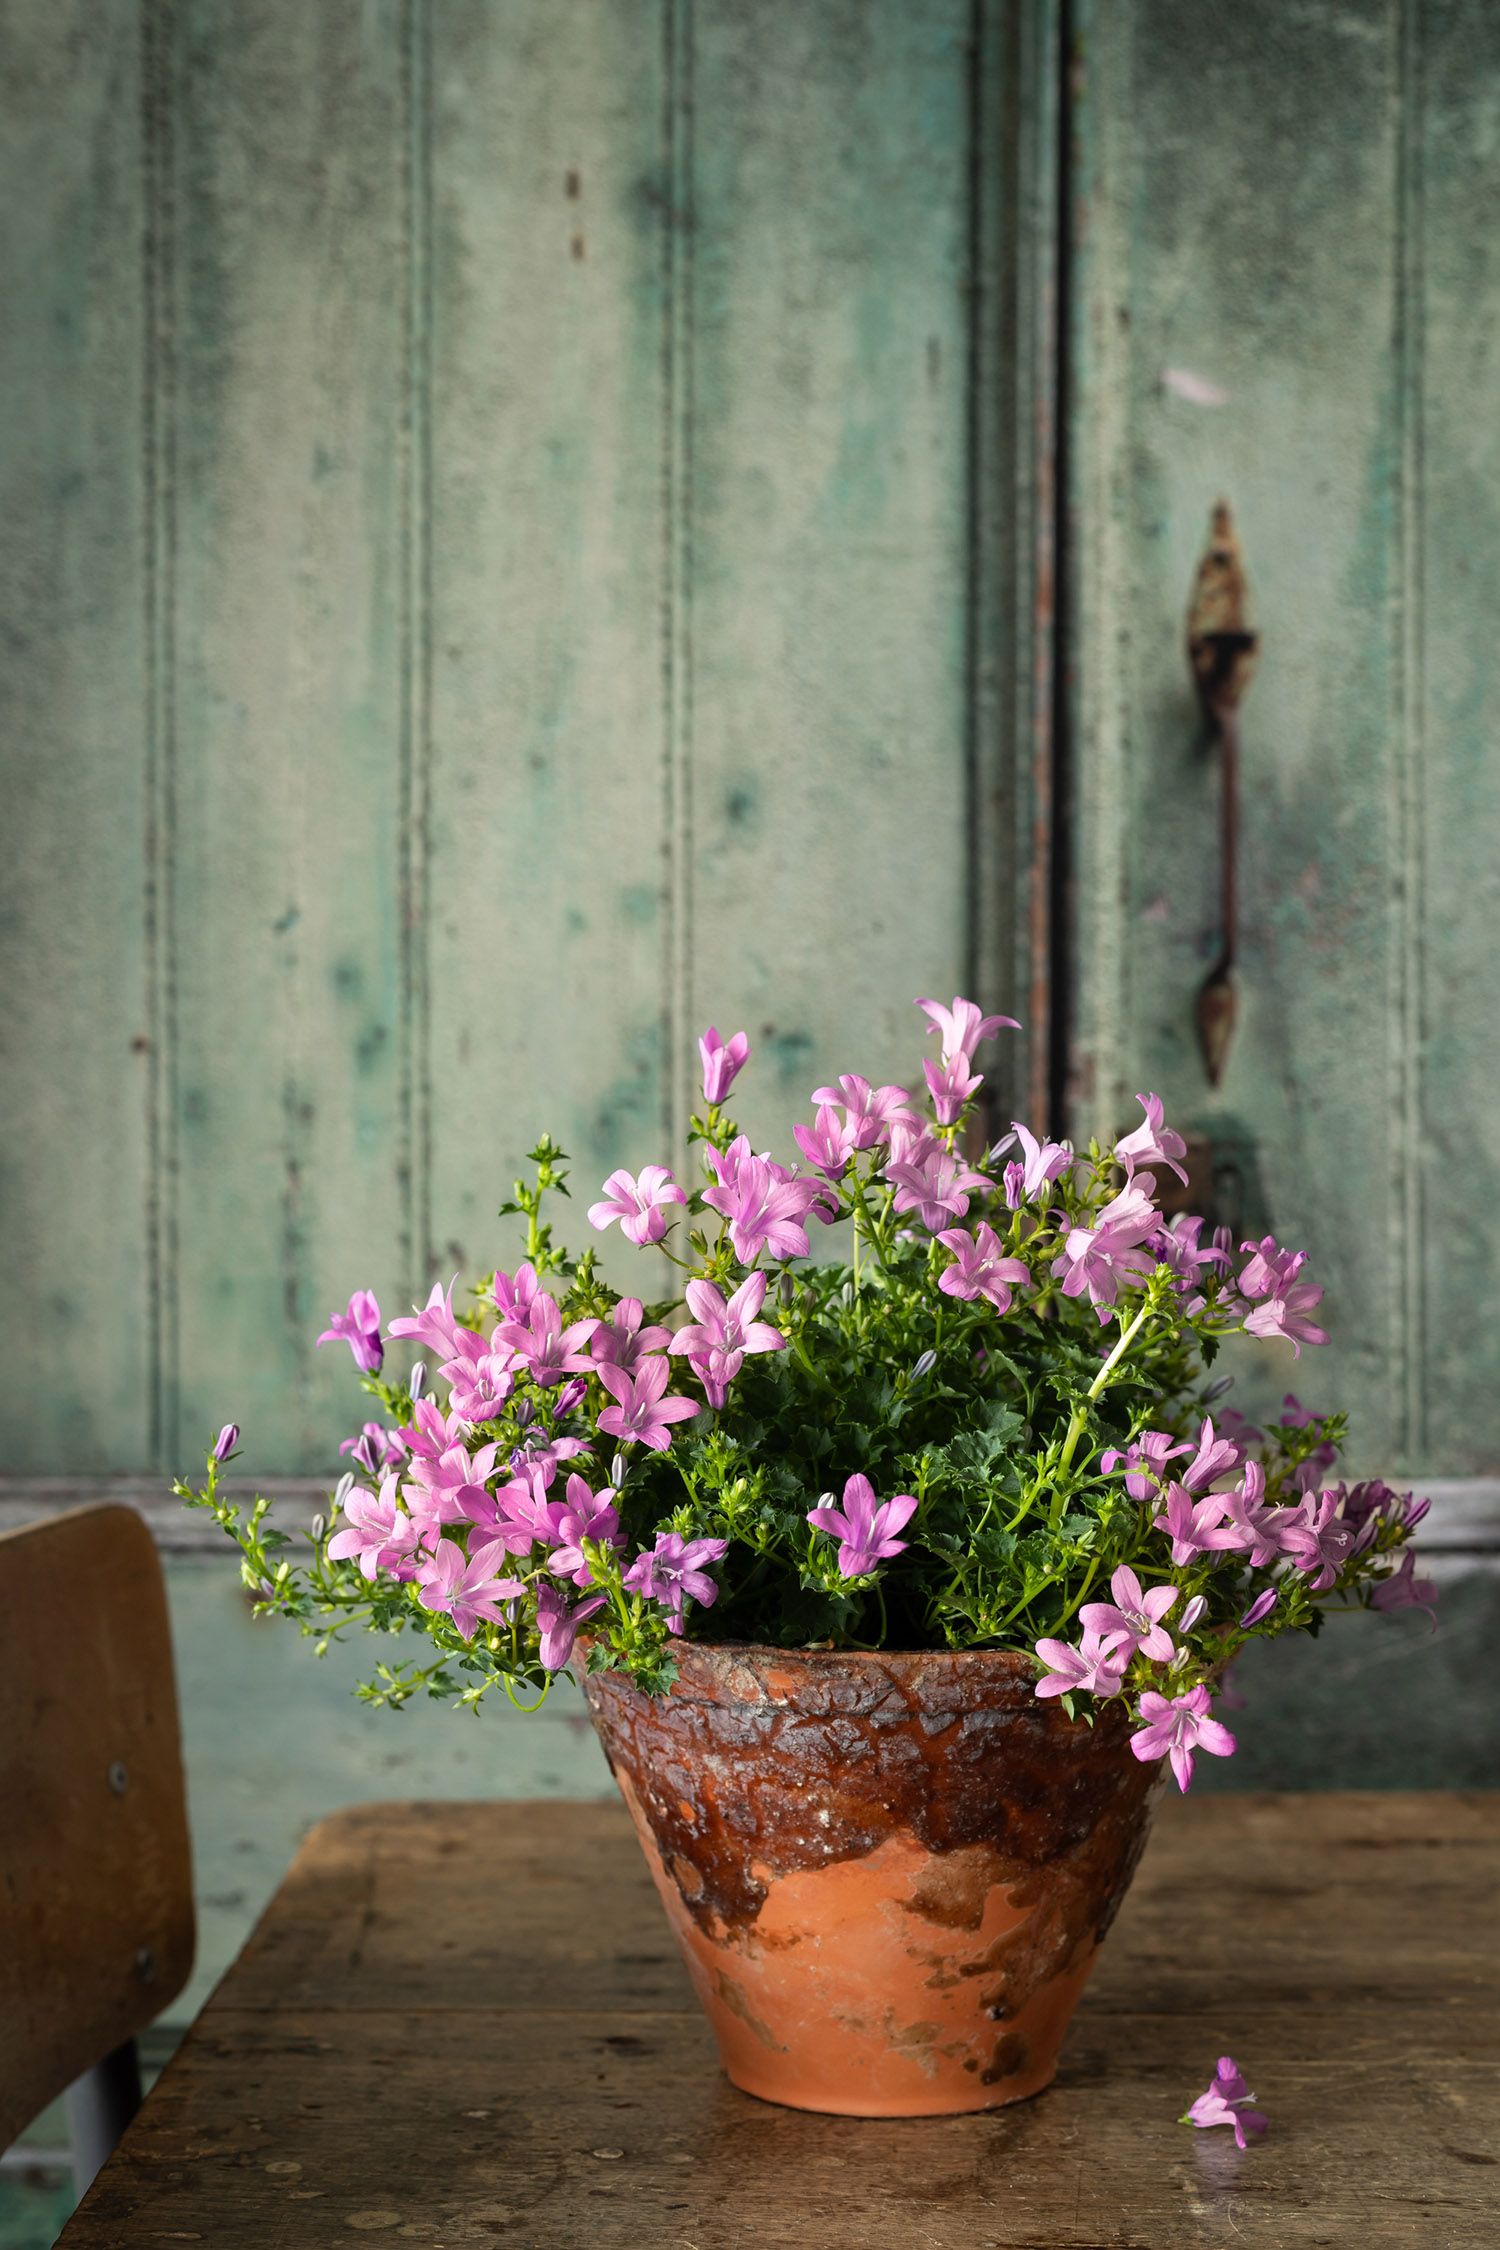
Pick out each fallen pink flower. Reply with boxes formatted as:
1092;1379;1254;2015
1181;2056;1268;2147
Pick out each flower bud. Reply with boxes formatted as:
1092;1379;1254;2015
212;1423;240;1462
409;1362;427;1401
1179;1594;1207;1632
555;1378;588;1417
1239;1588;1278;1628
311;1514;326;1542
911;1350;937;1380
514;1399;535;1429
1202;1375;1233;1403
609;1452;628;1489
333;1472;354;1510
779;1272;796;1306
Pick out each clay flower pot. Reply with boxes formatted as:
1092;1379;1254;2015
583;1641;1165;2118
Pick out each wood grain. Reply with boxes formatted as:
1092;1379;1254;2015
0;1505;195;2147
59;1791;1500;2245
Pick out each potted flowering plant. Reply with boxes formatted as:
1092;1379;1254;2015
184;997;1432;2118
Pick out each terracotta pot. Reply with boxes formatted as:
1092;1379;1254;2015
583;1641;1165;2118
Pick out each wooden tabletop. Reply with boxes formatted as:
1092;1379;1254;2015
60;1792;1500;2248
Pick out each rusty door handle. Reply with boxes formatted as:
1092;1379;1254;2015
1186;502;1258;1085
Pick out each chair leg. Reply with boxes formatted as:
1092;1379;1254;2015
65;2038;143;2200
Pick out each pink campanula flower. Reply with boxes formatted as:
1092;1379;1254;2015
1033;1624;1133;1701
915;994;1019;1063
318;1289;384;1373
1081;1565;1178;1663
535;1580;607;1671
340;1421;407;1475
546;1474;625;1587
936;1222;1031;1311
993;1121;1071;1209
595;1356;700;1451
492;1261;543;1325
1277;1491;1356;1589
1150;1213;1228;1306
622;1531;728;1633
807;1474;918;1577
885;1140;991;1235
793;1102;859;1178
1182;2056;1267;2146
1238;1235;1305;1300
924;1050;984;1126
212;1422;240;1462
438;1327;518;1424
402;1432;503;1532
1243;1278;1329;1359
811;1074;918;1152
1370;1546;1438;1624
1114;1091;1189;1187
1152;1482;1233;1566
1180;1414;1246;1492
669;1272;785;1408
1130;1683;1236;1791
495;1293;600;1388
1209;1461;1287;1568
1101;1428;1192;1500
387;1277;468;1363
398;1396;473;1467
1052;1184;1159;1320
702;1137;833;1263
587;1165;687;1248
327;1474;426;1583
699;1026;750;1106
589;1297;672;1374
416;1537;525;1639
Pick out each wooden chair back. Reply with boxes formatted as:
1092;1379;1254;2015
0;1503;195;2150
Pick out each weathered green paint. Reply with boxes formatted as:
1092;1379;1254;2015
0;2;1054;1477
1067;0;1500;1475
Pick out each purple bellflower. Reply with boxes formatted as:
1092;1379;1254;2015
793;1102;859;1178
622;1531;728;1634
1130;1683;1236;1792
535;1581;607;1671
492;1261;543;1325
699;1026;750;1106
589;1297;672;1375
438;1327;517;1424
807;1474;918;1577
1180;1413;1247;1492
923;1050;984;1126
495;1294;599;1388
1182;2056;1268;2146
810;1074;917;1152
1277;1490;1356;1588
1052;1184;1159;1319
1114;1091;1189;1187
1100;1428;1192;1501
340;1421;407;1475
587;1165;687;1248
1370;1546;1438;1624
327;1475;426;1583
1081;1565;1178;1663
885;1140;991;1235
595;1356;700;1450
1211;1460;1286;1568
1152;1481;1233;1566
402;1434;503;1533
915;994;1019;1062
993;1120;1071;1208
387;1278;468;1364
546;1473;625;1587
1243;1276;1329;1358
670;1272;785;1407
935;1222;1031;1311
702;1137;832;1263
318;1289;384;1373
1238;1236;1305;1299
1033;1624;1133;1701
416;1537;525;1639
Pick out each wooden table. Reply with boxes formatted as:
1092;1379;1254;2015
59;1793;1499;2248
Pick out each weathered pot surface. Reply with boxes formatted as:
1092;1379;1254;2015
583;1641;1165;2117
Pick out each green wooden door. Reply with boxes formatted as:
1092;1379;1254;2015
1066;0;1500;1477
0;1;1056;1477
